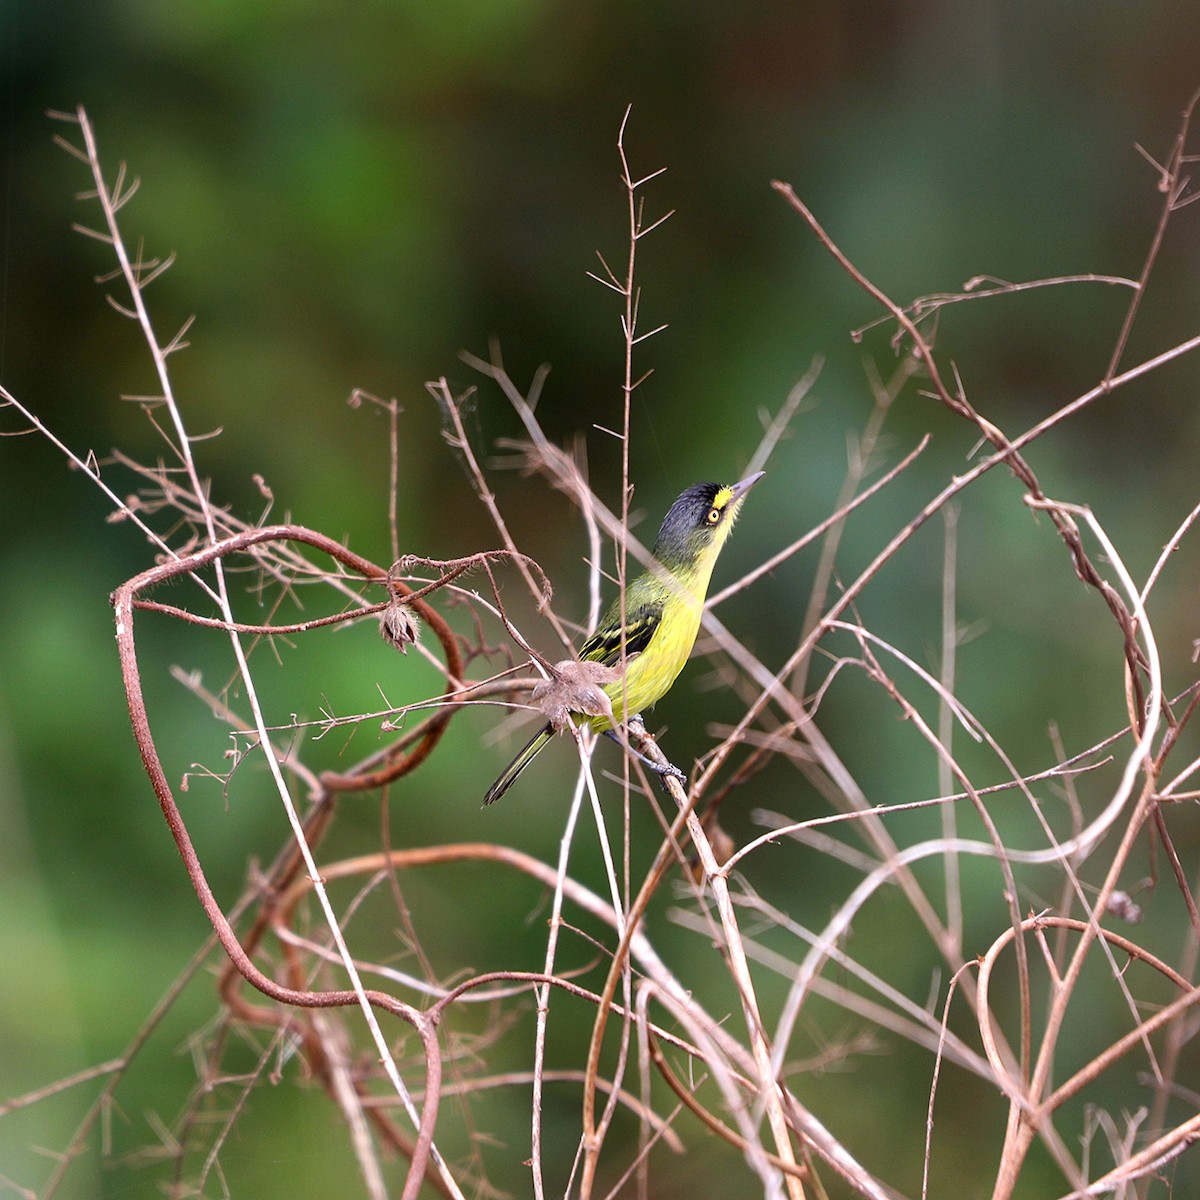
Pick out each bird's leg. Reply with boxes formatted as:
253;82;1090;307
604;716;687;789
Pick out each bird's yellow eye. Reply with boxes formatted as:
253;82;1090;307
706;507;721;525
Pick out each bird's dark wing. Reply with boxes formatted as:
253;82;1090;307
578;601;662;668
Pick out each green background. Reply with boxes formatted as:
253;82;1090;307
4;3;1200;1197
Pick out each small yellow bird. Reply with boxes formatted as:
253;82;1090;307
483;471;764;804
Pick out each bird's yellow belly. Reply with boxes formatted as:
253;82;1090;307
587;590;703;730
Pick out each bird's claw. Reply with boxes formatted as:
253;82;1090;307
603;722;687;791
653;761;688;795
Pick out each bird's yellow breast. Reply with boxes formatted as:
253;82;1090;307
586;562;711;730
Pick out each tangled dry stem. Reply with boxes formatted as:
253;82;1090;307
5;93;1200;1200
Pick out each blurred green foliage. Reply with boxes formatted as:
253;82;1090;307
4;1;1200;1196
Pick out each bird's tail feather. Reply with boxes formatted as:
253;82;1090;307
483;722;554;806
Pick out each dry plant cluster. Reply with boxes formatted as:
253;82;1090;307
5;97;1200;1199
